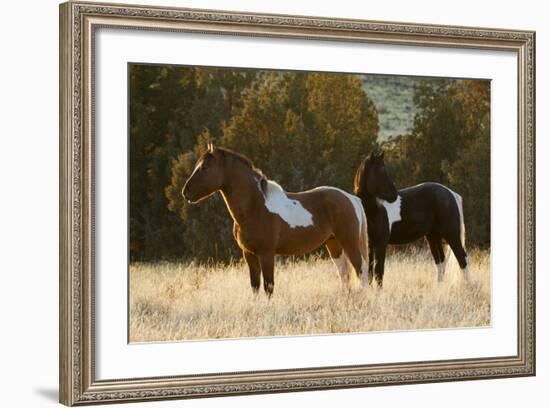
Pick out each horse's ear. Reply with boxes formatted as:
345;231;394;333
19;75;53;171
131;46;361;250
378;151;385;161
368;151;376;162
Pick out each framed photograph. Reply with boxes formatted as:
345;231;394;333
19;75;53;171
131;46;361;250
59;1;535;405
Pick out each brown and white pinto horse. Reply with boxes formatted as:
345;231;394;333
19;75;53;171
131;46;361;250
182;144;369;296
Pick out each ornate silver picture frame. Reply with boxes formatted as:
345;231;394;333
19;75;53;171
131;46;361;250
59;1;535;405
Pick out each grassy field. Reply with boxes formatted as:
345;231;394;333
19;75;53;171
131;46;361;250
129;249;490;343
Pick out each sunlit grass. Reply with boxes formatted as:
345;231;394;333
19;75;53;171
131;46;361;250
129;248;490;342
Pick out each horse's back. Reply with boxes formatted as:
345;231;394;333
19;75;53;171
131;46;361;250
396;182;462;238
272;187;364;255
289;187;365;232
400;182;459;206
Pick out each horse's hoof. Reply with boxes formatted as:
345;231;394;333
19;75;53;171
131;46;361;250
264;282;274;297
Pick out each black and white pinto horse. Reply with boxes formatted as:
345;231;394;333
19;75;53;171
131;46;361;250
354;152;469;287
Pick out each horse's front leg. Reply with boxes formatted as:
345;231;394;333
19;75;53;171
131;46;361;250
368;242;375;286
374;243;387;288
243;250;261;294
258;252;275;297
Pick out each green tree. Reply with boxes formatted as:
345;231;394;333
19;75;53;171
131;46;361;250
222;71;378;192
129;65;199;259
381;79;491;248
306;73;379;189
163;69;379;262
444;80;491;247
129;65;254;260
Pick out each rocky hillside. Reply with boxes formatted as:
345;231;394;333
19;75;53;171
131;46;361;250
362;75;419;140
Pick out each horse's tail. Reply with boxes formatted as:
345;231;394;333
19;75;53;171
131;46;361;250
444;189;466;268
455;192;466;249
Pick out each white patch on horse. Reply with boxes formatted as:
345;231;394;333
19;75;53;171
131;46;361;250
261;180;314;228
376;195;402;233
312;186;366;234
331;253;351;289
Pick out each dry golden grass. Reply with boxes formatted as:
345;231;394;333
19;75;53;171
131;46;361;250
129;249;490;342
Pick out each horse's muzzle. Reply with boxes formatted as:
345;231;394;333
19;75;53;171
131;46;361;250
182;183;193;203
182;184;201;204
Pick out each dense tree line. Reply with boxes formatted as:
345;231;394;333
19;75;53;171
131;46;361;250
129;64;490;262
382;79;490;248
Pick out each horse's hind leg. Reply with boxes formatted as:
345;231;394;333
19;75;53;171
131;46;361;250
426;234;446;282
326;239;351;290
447;237;470;281
339;240;369;288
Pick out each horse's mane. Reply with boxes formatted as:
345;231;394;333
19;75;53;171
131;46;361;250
353;156;370;196
207;147;266;180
